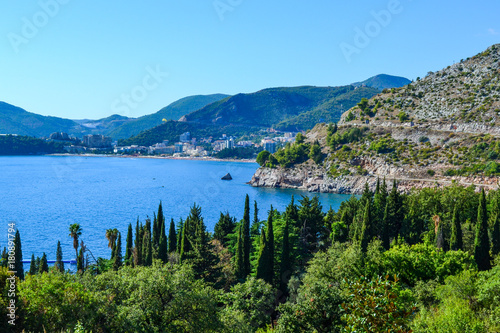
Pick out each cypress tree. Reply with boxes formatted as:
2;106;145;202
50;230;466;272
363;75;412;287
234;225;244;280
360;200;372;252
113;232;123;270
152;213;159;252
1;247;7;268
14;230;24;279
143;229;152;266
256;229;270;283
29;254;37;275
242;194;251;277
158;220;168;263
125;223;133;265
180;217;191;261
381;203;390;250
39;252;48;274
492;211;500;257
436;218;445;250
134;219;143;266
279;217;292;292
267;206;274;283
77;248;84;273
285;195;299;225
374;177;388;224
55;240;64;273
474;189;491;271
450;204;463;251
35;256;41;272
168;219;177;253
155;201;165;249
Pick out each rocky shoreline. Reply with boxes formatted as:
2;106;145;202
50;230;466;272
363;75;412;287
248;164;499;194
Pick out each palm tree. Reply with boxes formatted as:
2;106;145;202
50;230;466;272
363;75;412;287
105;228;119;250
69;223;82;259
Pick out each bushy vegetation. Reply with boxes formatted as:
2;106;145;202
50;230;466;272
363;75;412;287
2;184;500;332
0;135;65;155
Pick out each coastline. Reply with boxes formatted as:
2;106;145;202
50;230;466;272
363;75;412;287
47;153;257;164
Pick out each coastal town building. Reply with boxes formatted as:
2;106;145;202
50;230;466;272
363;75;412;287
82;134;112;148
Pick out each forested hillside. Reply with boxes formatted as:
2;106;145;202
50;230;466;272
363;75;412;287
2;184;500;332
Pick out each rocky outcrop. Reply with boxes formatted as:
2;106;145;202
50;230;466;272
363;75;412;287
221;173;232;180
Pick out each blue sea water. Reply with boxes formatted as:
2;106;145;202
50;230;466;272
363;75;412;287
0;156;352;261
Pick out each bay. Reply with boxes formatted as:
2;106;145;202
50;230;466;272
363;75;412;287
0;156;352;261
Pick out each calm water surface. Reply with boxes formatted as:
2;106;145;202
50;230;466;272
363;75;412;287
0;156;352;260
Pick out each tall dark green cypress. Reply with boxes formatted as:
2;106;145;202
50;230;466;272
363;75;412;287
39;252;48;274
113;232;123;270
143;229;152;266
285;195;299;225
55;240;64;273
157;201;165;244
381;203;390;250
168;219;177;253
492;211;500;257
279;217;292;292
234;225;244;279
125;223;133;265
77;248;84;273
1;247;8;268
450;205;463;251
29;254;37;275
134;219;143;266
152;213;159;253
256;229;270;283
180;217;191;261
360;200;372;252
266;206;275;284
436;218;445;250
158;219;168;263
474;189;491;271
14;230;24;279
242;194;251;277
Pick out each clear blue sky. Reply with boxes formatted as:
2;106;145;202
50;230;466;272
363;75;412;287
0;0;499;119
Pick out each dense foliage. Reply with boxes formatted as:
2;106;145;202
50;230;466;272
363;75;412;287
0;135;65;155
2;184;500;332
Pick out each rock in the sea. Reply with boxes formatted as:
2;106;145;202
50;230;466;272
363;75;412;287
221;173;232;180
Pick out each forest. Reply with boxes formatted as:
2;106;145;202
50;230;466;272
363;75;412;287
1;181;500;332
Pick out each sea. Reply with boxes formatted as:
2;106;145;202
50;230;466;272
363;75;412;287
0;156;353;263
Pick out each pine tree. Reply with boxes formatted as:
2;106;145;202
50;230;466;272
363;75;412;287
279;217;292;293
213;212;236;246
39;252;48;274
125;223;133;265
374;177;388;225
360;200;372;252
474;189;491;271
234;225;245;280
14;230;24;279
113;232;123;270
450;204;463;251
168;219;177;253
134;219;143;266
242;194;251;277
55;240;64;273
29;254;37;275
285;195;299;225
158;220;168;263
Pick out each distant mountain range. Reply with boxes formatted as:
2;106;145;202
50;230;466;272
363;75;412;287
0;74;409;140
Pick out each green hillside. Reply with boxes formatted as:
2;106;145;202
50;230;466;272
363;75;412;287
108;94;229;139
0;102;86;137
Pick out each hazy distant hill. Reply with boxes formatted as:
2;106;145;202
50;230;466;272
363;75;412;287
108;94;229;139
73;114;134;136
352;74;411;91
0;102;84;137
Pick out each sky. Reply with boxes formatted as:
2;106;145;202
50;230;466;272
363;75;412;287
0;0;499;120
